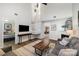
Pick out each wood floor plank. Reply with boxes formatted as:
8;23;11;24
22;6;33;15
27;40;42;46
23;45;35;53
0;49;5;56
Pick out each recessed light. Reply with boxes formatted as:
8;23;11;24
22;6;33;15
4;20;8;22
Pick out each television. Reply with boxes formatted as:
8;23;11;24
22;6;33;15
19;25;29;32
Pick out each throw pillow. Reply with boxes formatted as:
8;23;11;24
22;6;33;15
59;37;69;46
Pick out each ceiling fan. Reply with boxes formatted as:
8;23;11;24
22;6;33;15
42;3;47;5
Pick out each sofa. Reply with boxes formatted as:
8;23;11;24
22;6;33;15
68;37;79;56
47;37;79;56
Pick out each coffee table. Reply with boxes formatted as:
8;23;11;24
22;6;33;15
33;41;49;56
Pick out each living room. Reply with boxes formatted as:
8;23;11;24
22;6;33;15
0;3;79;56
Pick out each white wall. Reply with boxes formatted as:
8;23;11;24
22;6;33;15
0;3;32;45
50;18;68;40
72;4;79;37
40;3;73;40
41;18;68;40
40;3;72;21
0;19;3;48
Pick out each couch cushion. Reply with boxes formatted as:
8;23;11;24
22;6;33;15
58;49;77;56
52;42;65;55
69;37;79;48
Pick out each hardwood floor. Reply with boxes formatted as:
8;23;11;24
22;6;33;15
12;39;56;56
2;38;40;56
3;38;39;50
2;39;56;56
12;40;42;56
50;39;57;43
0;49;5;56
12;39;40;50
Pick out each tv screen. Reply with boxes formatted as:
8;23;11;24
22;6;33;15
19;25;29;32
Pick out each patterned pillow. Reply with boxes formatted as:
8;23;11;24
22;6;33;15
59;37;69;46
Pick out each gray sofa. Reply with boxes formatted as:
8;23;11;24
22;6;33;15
50;37;79;56
68;37;79;56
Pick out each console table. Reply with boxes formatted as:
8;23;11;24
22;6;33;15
18;33;32;44
18;33;40;44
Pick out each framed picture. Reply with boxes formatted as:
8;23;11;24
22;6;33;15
4;23;12;31
51;24;56;31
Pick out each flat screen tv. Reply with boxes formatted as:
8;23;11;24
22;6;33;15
19;25;29;32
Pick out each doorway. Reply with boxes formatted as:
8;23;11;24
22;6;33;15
41;21;51;38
